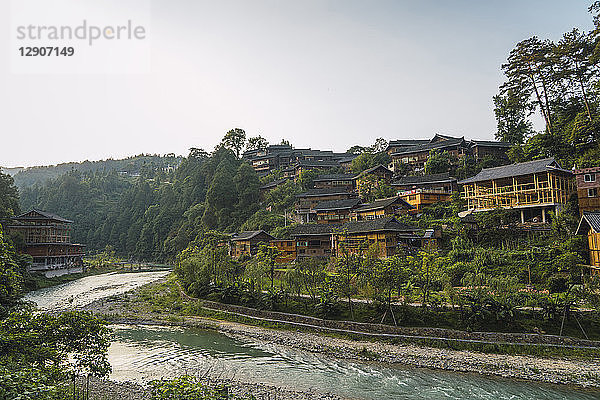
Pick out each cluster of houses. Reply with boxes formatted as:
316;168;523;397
235;135;600;274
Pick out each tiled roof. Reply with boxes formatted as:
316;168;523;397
231;230;274;241
391;137;466;156
458;158;571;184
314;198;362;211
355;164;393;178
469;140;511;148
576;212;600;234
313;173;356;181
393;173;456;186
13;209;73;223
386;139;429;150
295;160;340;168
341;216;417;234
259;178;288;190
296;188;356;198
291;224;340;236
353;196;413;212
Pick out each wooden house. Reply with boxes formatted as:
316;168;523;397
573;167;600;214
458;158;575;224
355;165;394;198
351;196;413;221
295;188;358;223
271;239;297;263
333;217;421;258
389;134;510;173
393;173;457;210
4;209;85;271
315;198;362;224
313;173;356;192
384;139;429;156
230;230;274;259
291;223;337;258
576;212;600;275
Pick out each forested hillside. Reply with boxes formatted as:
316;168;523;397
12;154;181;188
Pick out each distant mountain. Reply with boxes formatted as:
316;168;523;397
12;154;183;188
1;167;25;176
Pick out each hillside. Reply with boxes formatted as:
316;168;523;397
12;154;183;188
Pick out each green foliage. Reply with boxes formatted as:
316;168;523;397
0;173;19;219
423;150;456;175
220;128;247;157
245;136;268;152
495;12;600;168
262;180;300;213
150;376;254;400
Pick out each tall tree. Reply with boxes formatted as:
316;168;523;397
220;128;247;157
246;136;269;152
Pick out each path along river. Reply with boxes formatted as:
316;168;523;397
24;272;600;400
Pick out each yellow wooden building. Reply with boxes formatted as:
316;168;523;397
351;196;413;221
333;217;421;258
576;212;600;275
458;158;575;224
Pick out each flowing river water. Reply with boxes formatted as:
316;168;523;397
25;272;600;400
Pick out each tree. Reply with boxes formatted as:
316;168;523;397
370;254;409;325
246;136;269;152
220;128;247;157
333;241;362;319
556;29;596;121
0;172;20;219
501;37;557;134
424;149;455;175
493;90;533;145
371;138;388;153
257;243;280;288
0;227;23;317
297;169;320;190
350;153;375;173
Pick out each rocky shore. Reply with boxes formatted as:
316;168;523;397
78;281;600;398
81;375;345;400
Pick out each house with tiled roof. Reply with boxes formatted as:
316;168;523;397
315;198;362;224
458;158;575;224
230;230;274;258
295;188;358;223
333;217;422;258
351;196;413;221
393;173;458;210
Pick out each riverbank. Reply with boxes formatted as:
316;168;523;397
80;278;600;390
80;375;345;400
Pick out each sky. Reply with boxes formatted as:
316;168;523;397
0;0;595;167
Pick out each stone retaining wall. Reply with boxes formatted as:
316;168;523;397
197;298;600;348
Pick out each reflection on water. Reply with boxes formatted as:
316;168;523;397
25;272;600;400
109;325;600;400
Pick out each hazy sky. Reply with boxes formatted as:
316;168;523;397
0;1;595;167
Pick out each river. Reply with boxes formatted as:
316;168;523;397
25;272;600;400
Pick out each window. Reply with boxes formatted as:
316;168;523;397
589;188;598;198
584;173;596;182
